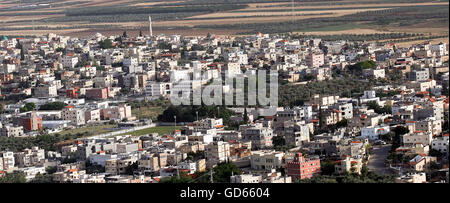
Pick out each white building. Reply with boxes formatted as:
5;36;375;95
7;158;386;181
205;141;230;168
403;132;433;146
61;55;79;68
0;125;25;137
0;151;15;171
16;166;46;181
34;85;58;98
250;150;284;172
363;68;386;79
361;125;390;140
178;161;197;174
146;82;172;98
230;174;262;183
395;173;427;183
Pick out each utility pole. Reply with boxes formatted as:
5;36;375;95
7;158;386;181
210;169;214;183
176;151;180;179
148;15;153;37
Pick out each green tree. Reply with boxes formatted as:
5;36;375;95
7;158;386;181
212;162;241;183
272;136;286;147
159;172;193;183
99;39;113;49
0;172;27;183
20;102;36;112
39;102;66;110
29;173;53;183
320;161;336;175
124;162;139;175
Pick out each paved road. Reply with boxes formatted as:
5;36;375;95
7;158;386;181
367;144;394;175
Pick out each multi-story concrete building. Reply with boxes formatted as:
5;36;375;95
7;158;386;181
403;131;433;146
14;147;45;168
85;109;101;123
334;156;363;175
230;174;262;183
308;52;324;68
240;124;274;150
363;68;386;79
409;69;430;82
85;88;110;100
34;84;58;98
0;151;15;171
415;118;442;137
61;55;78;68
250;150;284;172
13;111;43;132
62;106;85;126
138;154;160;174
101;104;132;121
0;125;25;137
431;134;449;155
105;157;138;175
283;121;311;147
361;125;390;140
205;141;230;168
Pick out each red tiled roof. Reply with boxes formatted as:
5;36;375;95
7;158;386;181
68;169;78;173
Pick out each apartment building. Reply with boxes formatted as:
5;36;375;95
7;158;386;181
250;150;284;172
205;141;230;168
62;106;85;126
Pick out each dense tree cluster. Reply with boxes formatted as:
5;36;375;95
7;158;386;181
39;102;66;111
0;133;87;152
19;102;36;113
158;105;236;124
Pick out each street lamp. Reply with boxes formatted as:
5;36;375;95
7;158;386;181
174;115;177;129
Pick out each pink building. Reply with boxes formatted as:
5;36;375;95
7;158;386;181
286;153;321;181
309;52;324;68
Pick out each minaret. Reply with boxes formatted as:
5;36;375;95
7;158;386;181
149;15;153;37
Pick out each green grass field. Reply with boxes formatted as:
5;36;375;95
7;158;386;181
132;106;166;120
58;124;117;136
116;126;182;137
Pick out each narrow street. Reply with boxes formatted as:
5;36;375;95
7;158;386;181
367;144;394;175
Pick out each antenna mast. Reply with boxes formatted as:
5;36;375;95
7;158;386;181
149;15;153;37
